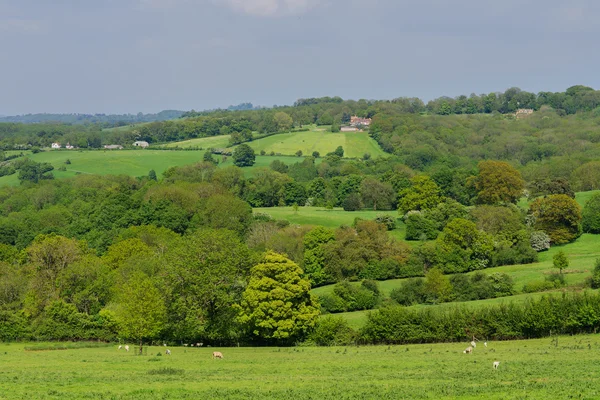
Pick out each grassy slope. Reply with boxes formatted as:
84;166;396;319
2;337;600;399
253;207;406;240
164;135;232;149
0;152;312;186
238;130;386;159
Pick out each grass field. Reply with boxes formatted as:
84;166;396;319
2;337;600;399
163;125;387;159
164;135;232;149
253;207;406;240
0;151;312;186
237;130;386;159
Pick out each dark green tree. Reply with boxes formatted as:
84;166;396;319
233;144;256;167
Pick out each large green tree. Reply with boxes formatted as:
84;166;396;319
398;175;441;215
114;273;166;354
582;193;600;233
233;144;256;167
471;160;524;204
529;194;582;244
236;252;320;344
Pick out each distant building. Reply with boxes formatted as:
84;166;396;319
515;109;534;118
51;143;61;149
350;116;372;126
340;126;359;132
65;143;74;149
104;145;123;150
133;141;149;148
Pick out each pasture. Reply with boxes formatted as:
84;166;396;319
1;337;599;399
253;207;407;240
164;135;232;149
0;151;311;186
236;129;386;159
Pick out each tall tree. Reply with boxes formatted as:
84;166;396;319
114;273;166;354
233;144;256;167
236;252;320;344
529;194;582;244
470;160;524;205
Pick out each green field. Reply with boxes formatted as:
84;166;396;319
164;135;232;149
164;125;387;159
0;151;312;186
2;337;600;399
253;207;406;240
237;130;386;159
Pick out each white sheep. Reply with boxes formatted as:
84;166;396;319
484;342;488;348
463;346;473;354
493;361;500;370
470;341;477;348
165;349;171;355
125;345;129;352
118;345;122;350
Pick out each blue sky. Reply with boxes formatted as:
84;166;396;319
0;0;598;114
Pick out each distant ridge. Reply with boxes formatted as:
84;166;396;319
0;110;184;125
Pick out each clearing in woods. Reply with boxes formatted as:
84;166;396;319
1;337;599;399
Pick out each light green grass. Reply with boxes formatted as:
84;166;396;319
253;207;406;239
164;135;232;149
2;337;600;399
236;130;385;159
518;190;600;210
0;152;314;186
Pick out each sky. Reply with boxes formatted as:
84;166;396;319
0;0;599;115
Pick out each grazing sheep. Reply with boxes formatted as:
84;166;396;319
484;342;488;348
118;345;122;350
493;361;500;369
191;344;194;347
125;345;129;352
470;341;477;348
197;343;202;347
212;351;224;360
163;343;167;347
165;349;171;355
183;344;188;347
463;346;473;354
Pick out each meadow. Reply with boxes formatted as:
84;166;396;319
1;336;599;399
0;151;311;186
164;125;386;159
236;129;386;159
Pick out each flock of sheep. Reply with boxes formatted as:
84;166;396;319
463;338;500;370
117;344;223;359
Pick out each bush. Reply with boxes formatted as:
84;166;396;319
360;292;600;345
374;214;396;230
530;231;551;252
493;242;538;266
591;259;600;289
546;272;566;287
342;193;362;211
318;294;346;313
389;278;427;306
582;193;600;233
359;259;399;280
522;280;557;293
309;315;356;346
404;213;438;241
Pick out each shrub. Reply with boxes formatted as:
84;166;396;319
404;213;438;241
318;294;346;313
374;214;396;230
530;231;551;252
389;278;427;306
342;193;362;211
546;272;566;287
522;280;556;293
309;315;356;346
583;193;600;233
359;259;399;280
591;259;600;289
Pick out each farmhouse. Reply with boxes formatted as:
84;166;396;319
350;116;372;126
65;143;74;149
133;141;149;148
51;143;61;149
104;145;123;150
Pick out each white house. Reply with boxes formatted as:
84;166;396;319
65;143;74;149
51;143;61;149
